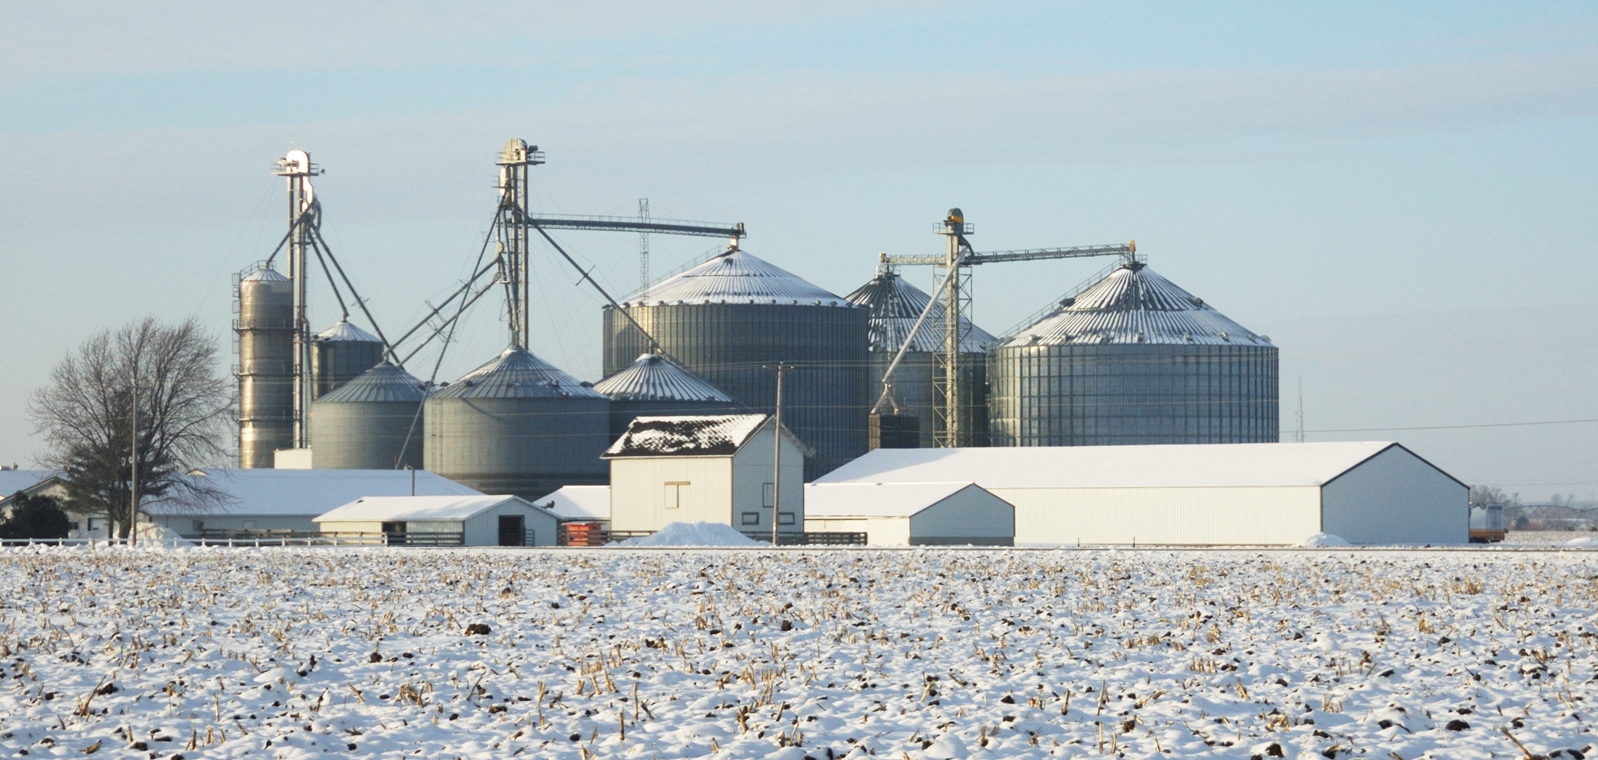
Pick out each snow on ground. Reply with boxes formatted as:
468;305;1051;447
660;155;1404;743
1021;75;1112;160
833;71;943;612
621;522;761;547
0;546;1595;760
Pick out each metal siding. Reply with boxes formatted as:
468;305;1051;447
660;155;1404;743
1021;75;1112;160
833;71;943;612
309;401;423;470
311;336;386;401
908;487;1014;540
423;395;610;501
989;486;1320;545
866;517;912;545
236;270;295;468
729;427;807;532
1320;447;1469;544
609;457;733;532
604;302;868;479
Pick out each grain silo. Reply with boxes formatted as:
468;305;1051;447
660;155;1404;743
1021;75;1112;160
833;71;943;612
235;266;295;468
602;248;868;479
989;261;1278;446
424;348;610;499
311;319;386;401
591;353;742;441
845;263;998;448
308;362;426;470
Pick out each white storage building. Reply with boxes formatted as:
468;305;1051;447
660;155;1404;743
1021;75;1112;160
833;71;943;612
805;482;1014;546
816;441;1468;546
145;469;483;537
536;485;612;526
604;414;808;534
315;495;559;546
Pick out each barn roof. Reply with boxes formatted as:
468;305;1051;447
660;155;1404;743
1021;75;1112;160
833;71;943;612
0;470;58;499
316;495;548;522
805;482;1002;518
535;485;611;521
815;442;1449;490
154;469;482;516
603;414;811;458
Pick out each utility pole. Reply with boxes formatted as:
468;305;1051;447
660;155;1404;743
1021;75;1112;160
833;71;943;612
1295;376;1305;443
130;382;138;547
766;363;789;547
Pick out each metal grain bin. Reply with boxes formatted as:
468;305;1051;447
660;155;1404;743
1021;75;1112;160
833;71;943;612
592;353;741;441
235;266;294;468
602;248;868;479
311;319;386;401
845;264;998;448
309;362;426;470
989;262;1278;446
424;348;610;500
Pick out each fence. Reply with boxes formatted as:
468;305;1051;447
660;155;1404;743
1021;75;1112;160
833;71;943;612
554;524;867;547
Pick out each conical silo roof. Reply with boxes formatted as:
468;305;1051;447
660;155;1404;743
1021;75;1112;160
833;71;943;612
317;362;426;403
316;319;381;342
845;268;997;353
431;348;608;400
621;249;850;306
592;354;735;403
241;267;288;283
1003;263;1270;348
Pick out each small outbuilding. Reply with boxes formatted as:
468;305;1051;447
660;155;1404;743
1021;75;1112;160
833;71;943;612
536;485;612;526
805;482;1015;546
604;414;808;534
314;495;559;546
817;441;1468;546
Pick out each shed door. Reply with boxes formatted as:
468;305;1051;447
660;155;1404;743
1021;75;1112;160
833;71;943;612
498;515;525;547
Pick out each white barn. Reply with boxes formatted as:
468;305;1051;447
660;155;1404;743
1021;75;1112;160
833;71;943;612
604;414;807;534
805;482;1015;546
146;469;483;537
816;442;1468;546
315;495;559;546
536;485;612;526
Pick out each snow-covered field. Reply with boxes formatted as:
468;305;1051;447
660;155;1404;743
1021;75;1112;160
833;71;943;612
0;546;1594;759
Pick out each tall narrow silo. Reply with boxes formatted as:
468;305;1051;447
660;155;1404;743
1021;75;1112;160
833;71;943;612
235;266;295;468
424;348;610;500
845;264;998;448
602;248;868;479
592;353;741;441
309;362;426;470
311;319;386;401
988;261;1278;447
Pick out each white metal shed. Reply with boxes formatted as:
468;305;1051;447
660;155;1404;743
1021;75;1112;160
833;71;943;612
536;485;612;526
805;482;1014;546
315;495;559;546
816;441;1467;546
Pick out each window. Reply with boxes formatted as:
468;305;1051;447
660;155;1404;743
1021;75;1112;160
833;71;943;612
665;481;690;510
741;512;760;526
192;520;204;532
779;511;795;526
762;482;775;508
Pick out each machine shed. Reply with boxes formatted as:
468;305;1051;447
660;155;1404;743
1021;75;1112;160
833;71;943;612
315;495;559;546
805;482;1014;546
816;441;1467;546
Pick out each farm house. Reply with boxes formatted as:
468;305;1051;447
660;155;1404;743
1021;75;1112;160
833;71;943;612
816;441;1467;546
604;414;808;534
314;495;560;546
804;482;1014;546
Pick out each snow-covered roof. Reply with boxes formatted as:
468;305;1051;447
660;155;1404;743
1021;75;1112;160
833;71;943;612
604;414;770;458
535;485;611;521
148;469;482;516
1004;264;1271;348
592;354;734;403
805;482;993;518
845;269;997;353
316;495;546;523
315;319;382;343
432;348;607;400
0;470;58;498
816;442;1422;489
619;249;853;307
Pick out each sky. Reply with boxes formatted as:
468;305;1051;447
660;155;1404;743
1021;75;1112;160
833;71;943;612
2;2;1595;500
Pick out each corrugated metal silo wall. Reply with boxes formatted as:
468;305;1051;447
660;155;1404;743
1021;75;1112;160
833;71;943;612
604;304;868;478
309;400;423;470
607;400;745;442
988;344;1278;446
311;341;386;401
866;351;990;448
423;397;611;500
237;281;294;468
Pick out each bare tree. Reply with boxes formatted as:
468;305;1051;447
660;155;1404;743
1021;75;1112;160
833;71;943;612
29;317;233;537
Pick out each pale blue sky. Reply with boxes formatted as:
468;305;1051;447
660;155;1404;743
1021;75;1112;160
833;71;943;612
2;2;1595;498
